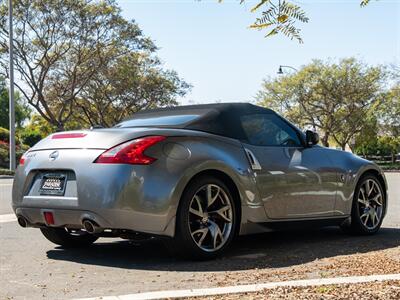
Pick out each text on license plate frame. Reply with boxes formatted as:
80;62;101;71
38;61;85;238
39;173;68;196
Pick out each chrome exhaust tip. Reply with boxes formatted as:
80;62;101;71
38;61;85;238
82;219;102;234
17;216;28;228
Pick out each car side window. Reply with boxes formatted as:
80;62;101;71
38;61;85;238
240;114;302;147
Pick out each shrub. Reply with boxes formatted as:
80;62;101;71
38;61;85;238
19;144;30;151
0;126;22;144
0;127;9;142
0;140;28;168
0;168;14;176
0;148;8;168
21;129;43;147
0;140;8;150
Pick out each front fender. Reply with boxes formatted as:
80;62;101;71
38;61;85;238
328;149;387;216
352;162;388;216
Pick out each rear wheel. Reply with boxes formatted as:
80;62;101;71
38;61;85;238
167;176;238;260
342;174;385;235
40;227;98;248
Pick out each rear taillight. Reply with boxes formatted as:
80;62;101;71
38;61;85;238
19;151;28;166
94;136;166;165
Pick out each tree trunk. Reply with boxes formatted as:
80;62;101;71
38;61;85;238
364;151;369;160
321;134;330;147
56;124;65;132
392;152;396;164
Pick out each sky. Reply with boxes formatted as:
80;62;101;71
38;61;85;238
117;0;400;105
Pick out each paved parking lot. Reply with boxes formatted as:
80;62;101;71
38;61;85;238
0;173;399;299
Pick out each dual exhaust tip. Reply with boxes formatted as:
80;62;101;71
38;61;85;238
17;216;28;228
82;219;102;234
17;215;102;235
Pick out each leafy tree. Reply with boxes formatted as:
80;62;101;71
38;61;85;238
21;114;56;138
216;0;375;43
19;129;42;147
0;77;30;129
256;58;388;149
353;118;379;158
75;52;190;127
377;135;400;163
354;135;399;163
378;84;400;138
0;0;188;131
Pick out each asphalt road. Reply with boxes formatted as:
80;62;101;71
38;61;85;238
0;173;399;299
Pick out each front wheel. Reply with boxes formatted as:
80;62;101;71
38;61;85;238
343;174;386;235
168;176;238;260
40;227;98;248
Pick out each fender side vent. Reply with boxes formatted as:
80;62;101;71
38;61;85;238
244;148;262;171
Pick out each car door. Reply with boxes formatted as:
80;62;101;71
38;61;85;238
241;113;337;219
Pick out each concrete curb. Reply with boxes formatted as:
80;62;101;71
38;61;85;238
74;273;400;300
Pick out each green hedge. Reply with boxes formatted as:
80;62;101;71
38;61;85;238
0;127;22;144
377;162;400;171
0;126;31;168
0;127;9;142
0;142;25;169
0;168;14;176
20;129;42;147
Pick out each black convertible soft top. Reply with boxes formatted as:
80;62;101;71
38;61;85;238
118;103;275;140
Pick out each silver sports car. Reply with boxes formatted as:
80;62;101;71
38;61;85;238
12;103;388;259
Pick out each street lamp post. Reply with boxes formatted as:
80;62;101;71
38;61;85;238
277;65;298;74
276;65;298;114
8;0;16;171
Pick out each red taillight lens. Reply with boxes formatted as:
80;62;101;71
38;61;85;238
19;151;28;166
94;136;166;165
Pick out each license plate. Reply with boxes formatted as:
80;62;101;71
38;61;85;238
39;173;67;196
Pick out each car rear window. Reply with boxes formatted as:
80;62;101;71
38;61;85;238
116;114;200;128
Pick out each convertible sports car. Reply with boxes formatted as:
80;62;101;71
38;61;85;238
12;103;388;259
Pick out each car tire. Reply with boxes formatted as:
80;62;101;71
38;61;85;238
166;175;238;260
40;227;98;248
342;174;386;235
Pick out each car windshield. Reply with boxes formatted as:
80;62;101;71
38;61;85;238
115;114;200;128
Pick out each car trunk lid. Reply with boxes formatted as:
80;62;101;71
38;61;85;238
30;128;157;151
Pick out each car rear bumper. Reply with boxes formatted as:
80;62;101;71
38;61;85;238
14;206;176;236
12;149;182;237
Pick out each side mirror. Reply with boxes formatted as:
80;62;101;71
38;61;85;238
305;130;319;147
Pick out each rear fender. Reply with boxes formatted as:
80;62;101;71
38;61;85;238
162;137;266;236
